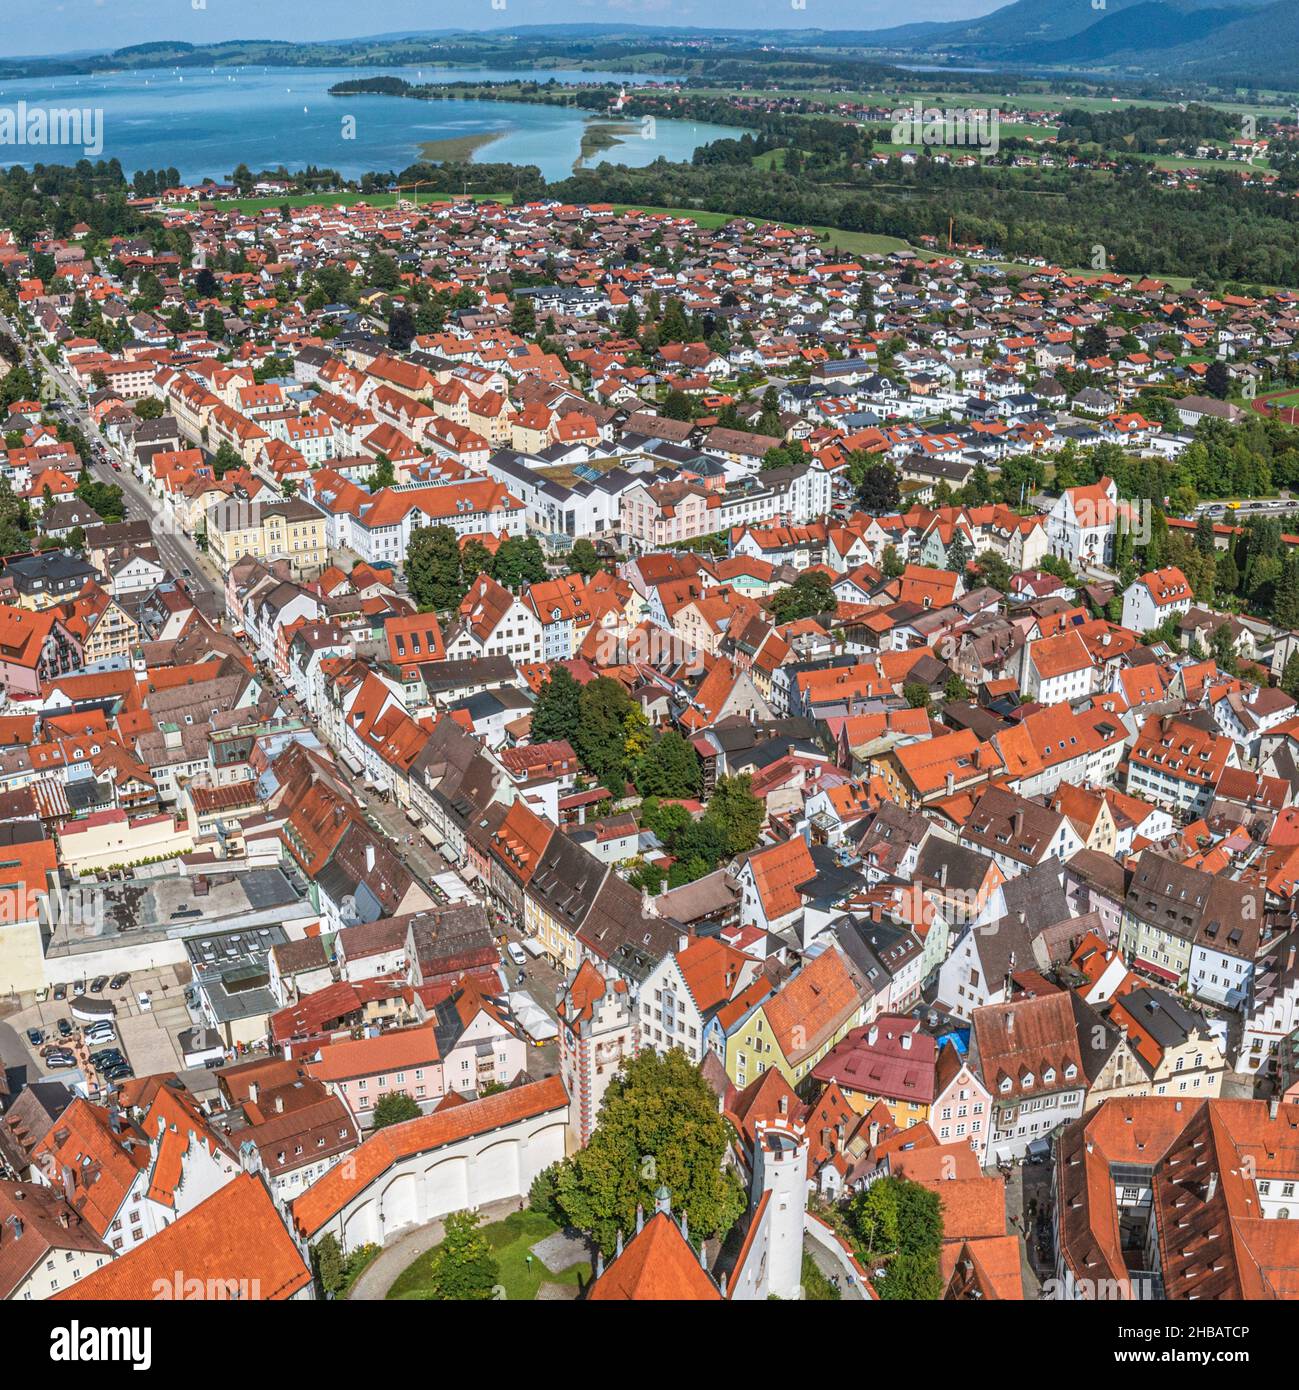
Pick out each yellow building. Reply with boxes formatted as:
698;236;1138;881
724;946;866;1090
206;497;328;579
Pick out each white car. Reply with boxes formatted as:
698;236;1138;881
137;992;152;1012
506;942;527;968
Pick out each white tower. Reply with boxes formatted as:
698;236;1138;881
751;1117;810;1301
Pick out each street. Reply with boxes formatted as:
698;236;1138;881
2;307;223;618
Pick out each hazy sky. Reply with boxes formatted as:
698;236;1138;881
14;0;1004;56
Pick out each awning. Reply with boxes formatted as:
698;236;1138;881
339;752;364;776
1133;957;1181;985
421;824;445;849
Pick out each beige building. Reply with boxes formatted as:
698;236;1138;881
205;497;328;580
57;808;194;875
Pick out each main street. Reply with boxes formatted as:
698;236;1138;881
2;307;223;618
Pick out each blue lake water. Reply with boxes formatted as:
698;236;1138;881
0;66;736;184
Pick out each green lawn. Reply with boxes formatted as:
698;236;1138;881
386;1210;591;1301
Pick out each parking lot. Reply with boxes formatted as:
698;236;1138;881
5;963;193;1091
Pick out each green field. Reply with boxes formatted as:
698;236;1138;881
386;1210;590;1302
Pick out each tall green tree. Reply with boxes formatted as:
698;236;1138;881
554;1048;745;1256
406;524;464;612
635;728;702;799
706;774;764;855
531;665;583;745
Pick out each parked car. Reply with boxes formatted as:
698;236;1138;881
73;979;86;994
53;983;67;1001
506;942;527;968
137;992;152;1012
108;973;129;990
56;1018;73;1038
90;976;108;992
44;1052;76;1070
34;986;48;1002
85;1025;116;1045
25;1028;44;1047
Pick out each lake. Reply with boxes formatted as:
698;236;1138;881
0;65;737;184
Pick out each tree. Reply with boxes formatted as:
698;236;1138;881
531;665;583;745
406;523;464;612
211;441;242;480
368;454;396;492
1206;360;1231;400
371;1091;421;1130
706;774;764;855
971;550;1013;592
554;1048;745;1256
1210;623;1239;676
569;537;600;579
945;528;973;577
387;304;415;353
903;681;932;710
424;1209;499;1301
660;389;693;422
769;570;835;625
575;677;638;794
510;293;536;337
460;538;494;585
491;536;547;590
849;1175;942;1301
636;728;702;800
944;674;971;701
858;463;901;513
312;1234;346;1298
1281;651;1299;699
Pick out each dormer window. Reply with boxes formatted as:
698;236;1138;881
1064;1063;1077;1080
1022;1072;1034;1088
1043;1068;1056;1085
999;1077;1012;1093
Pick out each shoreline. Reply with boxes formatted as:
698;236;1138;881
419;129;507;163
574;119;639;172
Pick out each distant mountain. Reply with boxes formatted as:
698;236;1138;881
1151;0;1299;81
997;2;1249;64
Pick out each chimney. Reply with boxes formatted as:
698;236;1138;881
1270;1097;1281;1121
901;1032;912;1050
778;1094;789;1116
1205;1173;1218;1203
869;1121;880;1147
868;1024;879;1046
365;843;376;874
946;771;955;796
248;1082;259;1104
1012;810;1024;836
275;1095;284;1114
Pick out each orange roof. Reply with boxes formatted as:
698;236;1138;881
762;948;862;1063
54;1173;310;1301
587;1211;721;1300
292;1076;567;1236
744;836;816;921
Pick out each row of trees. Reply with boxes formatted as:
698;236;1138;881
405;525;551;612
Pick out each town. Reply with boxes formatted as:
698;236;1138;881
0;164;1298;1312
